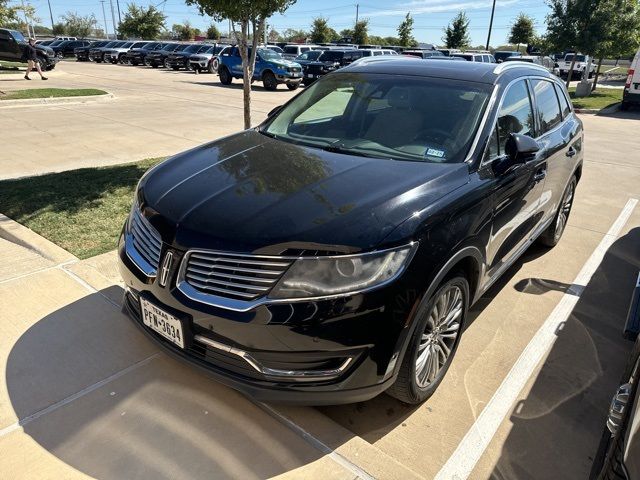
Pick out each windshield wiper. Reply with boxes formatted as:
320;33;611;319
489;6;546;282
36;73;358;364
320;145;373;158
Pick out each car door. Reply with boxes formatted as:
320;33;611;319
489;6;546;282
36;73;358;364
0;30;21;61
482;78;548;277
529;78;578;224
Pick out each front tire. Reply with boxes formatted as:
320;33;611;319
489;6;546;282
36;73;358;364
387;275;469;404
538;176;577;247
286;82;300;91
219;66;232;85
263;71;278;91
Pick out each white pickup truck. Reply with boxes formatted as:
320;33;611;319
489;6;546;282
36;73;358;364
622;48;640;110
559;53;595;78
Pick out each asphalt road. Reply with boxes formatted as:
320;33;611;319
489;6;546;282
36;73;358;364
0;59;639;479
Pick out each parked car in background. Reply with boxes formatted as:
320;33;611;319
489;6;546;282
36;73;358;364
89;40;125;63
145;43;184;68
51;40;91;58
165;44;209;70
55;36;77;41
452;52;496;63
125;42;164;65
590;275;640;479
189;44;229;73
118;58;583;406
218;46;302;90
404;49;445;59
281;44;317;60
0;28;59;70
437;48;462;56
559;53;595;78
75;40;109;61
494;51;521;63
359;49;386;57
301;49;364;85
381;49;399;55
504;55;558;74
35;39;55;46
622;47;640;110
104;41;150;64
265;45;284;54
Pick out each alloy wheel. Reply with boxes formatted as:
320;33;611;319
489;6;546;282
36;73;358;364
555;180;575;240
415;285;462;388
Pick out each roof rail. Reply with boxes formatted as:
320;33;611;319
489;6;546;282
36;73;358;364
493;61;550;75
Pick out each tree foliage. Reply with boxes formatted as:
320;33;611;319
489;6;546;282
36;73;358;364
206;23;221;39
282;27;307;42
352;19;368;45
173;20;199;40
397;13;416;47
52;22;66;36
310;17;332;43
118;5;167;40
268;28;280;42
508;13;535;52
184;0;297;129
0;0;20;27
61;12;97;39
443;11;470;49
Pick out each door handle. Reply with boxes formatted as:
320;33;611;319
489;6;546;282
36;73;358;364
533;169;547;182
566;147;577;157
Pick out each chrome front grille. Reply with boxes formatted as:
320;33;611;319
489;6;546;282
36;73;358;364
182;251;294;301
128;209;162;275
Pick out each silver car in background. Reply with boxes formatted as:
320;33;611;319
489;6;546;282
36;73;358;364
189;44;230;74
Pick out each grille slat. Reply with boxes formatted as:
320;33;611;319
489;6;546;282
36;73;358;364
129;209;162;274
183;250;295;301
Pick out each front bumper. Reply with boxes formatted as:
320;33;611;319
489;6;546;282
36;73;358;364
117;232;416;405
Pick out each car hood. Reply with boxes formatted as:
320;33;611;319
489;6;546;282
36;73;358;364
190;53;213;60
139;131;469;254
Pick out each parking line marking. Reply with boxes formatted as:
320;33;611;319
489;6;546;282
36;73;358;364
256;402;376;480
435;197;638;480
0;353;160;438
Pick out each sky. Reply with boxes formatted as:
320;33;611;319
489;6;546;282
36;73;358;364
18;0;550;47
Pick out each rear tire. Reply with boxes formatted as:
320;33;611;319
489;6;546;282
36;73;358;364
387;274;469;404
209;58;219;74
263;71;278;91
172;66;179;70
537;176;577;247
286;83;300;91
219;66;232;85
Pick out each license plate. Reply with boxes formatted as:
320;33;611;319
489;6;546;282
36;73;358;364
307;74;314;78
140;298;184;348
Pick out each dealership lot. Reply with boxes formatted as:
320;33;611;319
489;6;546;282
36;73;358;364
1;60;640;479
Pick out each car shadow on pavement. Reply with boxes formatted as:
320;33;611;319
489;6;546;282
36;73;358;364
317;243;550;443
596;107;640;118
489;227;640;480
4;286;327;479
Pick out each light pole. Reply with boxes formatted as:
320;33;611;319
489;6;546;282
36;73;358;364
355;3;359;24
109;0;118;39
47;0;55;32
485;0;497;50
100;0;109;39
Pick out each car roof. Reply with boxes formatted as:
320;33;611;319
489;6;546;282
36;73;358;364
341;56;552;84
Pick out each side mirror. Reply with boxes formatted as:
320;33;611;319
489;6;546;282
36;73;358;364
493;133;540;176
267;105;283;118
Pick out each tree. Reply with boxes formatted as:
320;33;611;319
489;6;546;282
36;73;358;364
0;0;19;26
282;28;307;42
352;19;368;45
268;28;281;42
207;23;221;39
339;28;353;40
508;13;535;52
173;21;198;40
397;12;416;47
184;0;297;129
443;12;470;49
52;22;66;36
61;12;97;39
310;17;331;44
384;35;400;45
118;5;167;40
33;24;52;35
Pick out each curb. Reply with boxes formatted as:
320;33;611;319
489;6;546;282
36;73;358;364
0;213;77;264
574;102;621;115
0;93;114;108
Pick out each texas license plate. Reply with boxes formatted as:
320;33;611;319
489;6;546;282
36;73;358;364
307;74;314;78
140;298;184;348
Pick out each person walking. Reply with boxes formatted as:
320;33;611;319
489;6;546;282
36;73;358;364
23;38;47;81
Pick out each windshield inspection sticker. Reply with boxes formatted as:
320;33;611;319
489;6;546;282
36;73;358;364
426;148;445;158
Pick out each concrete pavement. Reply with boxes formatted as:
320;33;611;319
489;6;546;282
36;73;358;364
0;60;298;180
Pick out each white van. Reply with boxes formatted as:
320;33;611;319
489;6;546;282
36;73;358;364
281;44;317;60
622;48;640;110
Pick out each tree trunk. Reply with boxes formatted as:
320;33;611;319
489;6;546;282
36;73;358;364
565;57;577;88
592;57;603;92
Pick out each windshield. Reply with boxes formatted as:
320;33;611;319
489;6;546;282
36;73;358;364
173;44;189;52
565;54;586;62
297;50;323;61
263;73;491;164
319;51;344;62
259;48;281;60
12;30;26;42
122;42;133;48
183;44;201;53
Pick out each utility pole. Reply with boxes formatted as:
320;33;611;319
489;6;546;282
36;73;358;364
485;0;496;51
355;3;359;24
100;0;109;39
109;0;118;39
116;0;122;28
20;0;31;37
46;0;55;32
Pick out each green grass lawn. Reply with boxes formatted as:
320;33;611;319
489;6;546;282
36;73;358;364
0;60;24;73
568;86;623;110
596;65;629;75
0;88;107;101
0;158;164;259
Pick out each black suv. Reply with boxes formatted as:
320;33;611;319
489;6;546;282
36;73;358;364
0;28;58;70
51;40;91;58
125;42;164;65
75;40;108;61
302;49;364;85
164;44;209;70
145;43;185;68
118;58;583;405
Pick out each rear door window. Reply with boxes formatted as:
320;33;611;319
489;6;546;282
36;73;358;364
554;83;572;118
531;79;562;134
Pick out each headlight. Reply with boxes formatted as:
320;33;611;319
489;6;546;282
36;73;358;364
269;244;417;299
